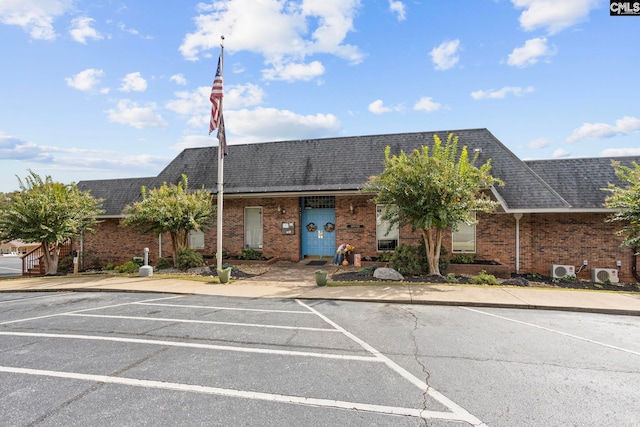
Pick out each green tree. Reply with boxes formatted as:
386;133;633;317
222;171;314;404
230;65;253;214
122;175;214;265
604;160;640;249
364;134;502;275
0;171;104;275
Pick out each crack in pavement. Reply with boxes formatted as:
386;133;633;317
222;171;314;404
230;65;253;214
402;306;431;427
27;347;169;426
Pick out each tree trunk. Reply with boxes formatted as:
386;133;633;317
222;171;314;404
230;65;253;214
169;232;180;266
420;227;443;276
41;241;60;275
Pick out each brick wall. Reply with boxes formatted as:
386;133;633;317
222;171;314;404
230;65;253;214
519;212;634;283
81;199;636;283
80;219;172;268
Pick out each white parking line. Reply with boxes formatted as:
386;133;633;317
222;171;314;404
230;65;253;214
135;302;313;314
0;331;379;362
0;293;73;304
0;295;184;325
462;307;640;356
0;366;464;421
63;313;339;332
297;300;488;427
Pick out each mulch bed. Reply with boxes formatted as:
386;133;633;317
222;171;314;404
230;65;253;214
331;271;640;292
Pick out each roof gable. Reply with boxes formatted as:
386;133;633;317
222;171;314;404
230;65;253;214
525;156;640;209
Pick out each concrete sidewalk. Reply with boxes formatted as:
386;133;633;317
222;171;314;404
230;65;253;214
1;264;639;316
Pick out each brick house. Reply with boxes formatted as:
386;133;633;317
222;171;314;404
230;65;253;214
77;128;640;283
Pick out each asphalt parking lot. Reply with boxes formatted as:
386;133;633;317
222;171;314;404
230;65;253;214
0;256;21;277
0;292;483;426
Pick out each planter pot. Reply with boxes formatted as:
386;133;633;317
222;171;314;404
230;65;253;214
217;267;232;284
315;270;328;286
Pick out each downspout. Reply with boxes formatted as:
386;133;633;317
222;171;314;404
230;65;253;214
158;233;162;258
514;213;523;274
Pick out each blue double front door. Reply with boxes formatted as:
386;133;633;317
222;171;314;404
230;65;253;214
301;206;336;257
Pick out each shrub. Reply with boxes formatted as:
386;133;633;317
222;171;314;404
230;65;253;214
240;248;261;260
390;245;425;276
357;264;378;276
451;253;476;264
103;263;115;271
377;251;392;262
221;263;238;272
471;270;499;285
176;247;203;270
444;273;459;283
115;260;140;274
58;255;74;273
154;257;172;271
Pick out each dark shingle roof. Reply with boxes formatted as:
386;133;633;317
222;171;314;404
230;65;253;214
79;128;635;215
151;128;568;210
77;177;152;216
525;156;640;209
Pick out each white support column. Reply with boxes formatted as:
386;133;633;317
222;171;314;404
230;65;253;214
514;213;523;274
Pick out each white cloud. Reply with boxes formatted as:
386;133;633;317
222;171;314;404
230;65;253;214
0;132;53;162
567;116;640;143
527;138;549;149
228;107;340;141
507;37;556;67
170;74;187;85
166;83;266;128
225;83;265;108
106;100;167;129
0;0;73;40
389;1;406;21
430;39;460;71
262;61;325;82
368;99;391;114
0;132;169;173
119;72;147;92
179;0;363;81
471;86;535;100
552;148;570;158
65;68;105;92
414;97;443;112
512;0;600;34
601;147;640;156
69;16;103;44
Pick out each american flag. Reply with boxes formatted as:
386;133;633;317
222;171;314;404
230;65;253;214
209;55;223;135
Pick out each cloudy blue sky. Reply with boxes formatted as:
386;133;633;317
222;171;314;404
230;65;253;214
1;0;638;192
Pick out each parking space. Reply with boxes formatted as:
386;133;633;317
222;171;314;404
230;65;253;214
0;292;485;426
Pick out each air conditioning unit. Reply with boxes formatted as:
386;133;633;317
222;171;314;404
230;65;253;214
552;264;575;279
591;268;619;284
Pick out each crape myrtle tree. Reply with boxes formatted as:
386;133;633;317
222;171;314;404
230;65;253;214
122;174;215;266
364;134;502;276
0;171;104;275
604;160;640;251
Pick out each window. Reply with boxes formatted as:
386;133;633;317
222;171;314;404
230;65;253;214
245;207;263;249
376;205;399;251
452;215;476;252
188;230;205;250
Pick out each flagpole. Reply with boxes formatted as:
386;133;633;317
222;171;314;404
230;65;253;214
216;37;225;271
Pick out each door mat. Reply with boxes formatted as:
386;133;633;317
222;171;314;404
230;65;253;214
307;260;327;266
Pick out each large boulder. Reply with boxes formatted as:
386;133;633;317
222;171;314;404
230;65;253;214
373;267;404;281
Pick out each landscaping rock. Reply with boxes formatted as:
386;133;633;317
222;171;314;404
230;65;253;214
373;267;404;281
501;276;529;287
